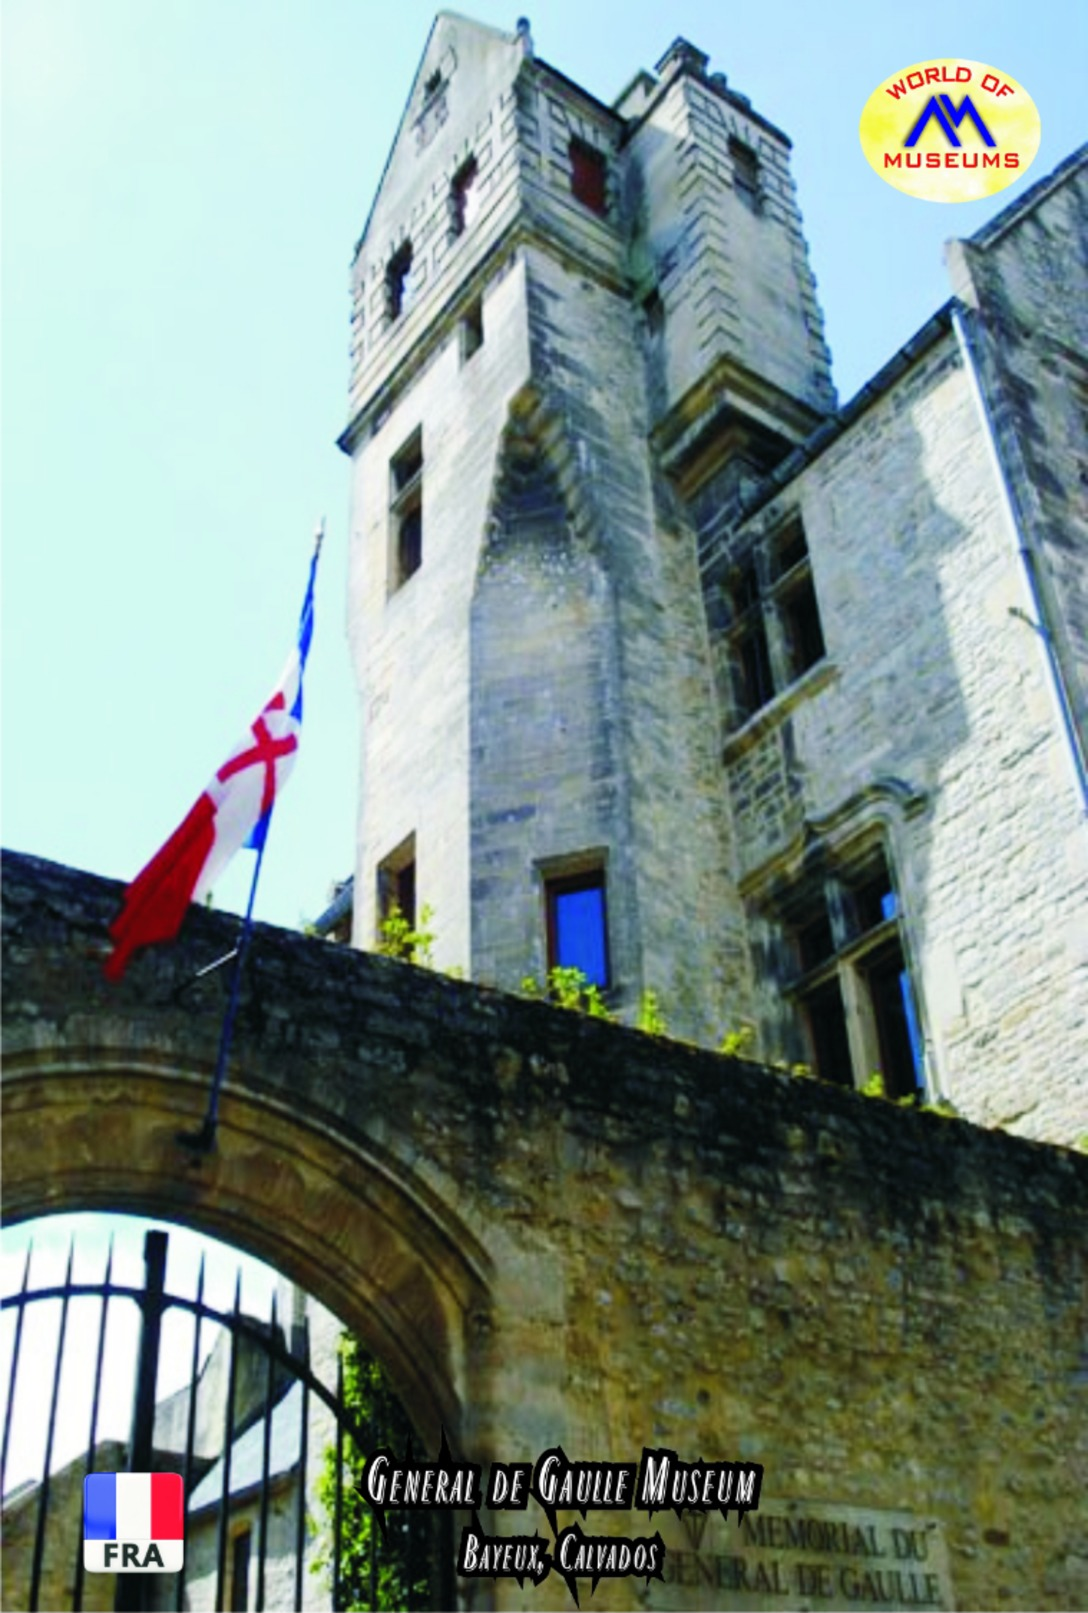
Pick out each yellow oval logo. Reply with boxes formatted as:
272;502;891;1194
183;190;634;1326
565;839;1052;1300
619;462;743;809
859;59;1041;202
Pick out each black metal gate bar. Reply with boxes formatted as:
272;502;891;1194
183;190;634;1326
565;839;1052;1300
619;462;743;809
174;1253;205;1613
292;1328;309;1613
117;1232;169;1613
255;1289;277;1613
1;1243;32;1493
29;1240;75;1613
332;1350;344;1611
213;1272;242;1613
72;1240;114;1613
1;1235;443;1613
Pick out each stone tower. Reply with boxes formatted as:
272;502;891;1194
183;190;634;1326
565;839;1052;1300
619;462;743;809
340;15;834;1040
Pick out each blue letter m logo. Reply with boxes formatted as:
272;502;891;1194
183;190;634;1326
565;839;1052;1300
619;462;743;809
904;94;996;148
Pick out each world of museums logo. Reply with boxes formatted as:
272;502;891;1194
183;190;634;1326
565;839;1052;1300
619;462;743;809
859;59;1040;201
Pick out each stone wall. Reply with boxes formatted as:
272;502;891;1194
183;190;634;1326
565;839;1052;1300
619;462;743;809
711;325;1088;1144
947;146;1088;751
3;852;1087;1610
1;1442;126;1613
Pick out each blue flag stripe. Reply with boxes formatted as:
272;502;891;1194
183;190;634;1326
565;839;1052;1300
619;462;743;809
84;1472;117;1539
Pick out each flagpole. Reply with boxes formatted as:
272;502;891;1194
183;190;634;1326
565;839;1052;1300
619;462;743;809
178;519;323;1156
178;833;268;1153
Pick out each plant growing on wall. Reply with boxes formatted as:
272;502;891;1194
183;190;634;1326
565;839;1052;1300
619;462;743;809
376;902;435;967
521;965;614;1018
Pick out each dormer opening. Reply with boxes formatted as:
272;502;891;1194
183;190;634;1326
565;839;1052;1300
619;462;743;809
385;241;414;322
729;137;763;214
449;156;479;239
569;138;608;216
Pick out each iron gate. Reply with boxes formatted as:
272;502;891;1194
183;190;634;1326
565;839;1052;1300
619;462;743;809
1;1228;450;1611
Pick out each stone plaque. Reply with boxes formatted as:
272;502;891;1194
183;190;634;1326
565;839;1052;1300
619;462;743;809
656;1499;953;1610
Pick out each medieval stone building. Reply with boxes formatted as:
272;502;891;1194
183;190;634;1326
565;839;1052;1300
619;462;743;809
339;14;1087;1145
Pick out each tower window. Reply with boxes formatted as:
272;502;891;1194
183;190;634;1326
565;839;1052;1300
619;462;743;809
642;288;665;337
729;137;763;213
569;138;608;215
378;834;417;941
545;865;610;989
461;297;484;362
390;430;423;589
449;156;479;238
385;240;415;322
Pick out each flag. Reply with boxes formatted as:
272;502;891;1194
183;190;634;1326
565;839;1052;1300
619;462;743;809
104;542;319;982
83;1471;185;1573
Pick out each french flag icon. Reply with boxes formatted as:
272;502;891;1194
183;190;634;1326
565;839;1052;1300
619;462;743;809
83;1472;184;1573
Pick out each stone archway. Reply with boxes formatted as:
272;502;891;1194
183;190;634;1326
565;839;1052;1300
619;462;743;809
3;1049;489;1451
1;852;498;1454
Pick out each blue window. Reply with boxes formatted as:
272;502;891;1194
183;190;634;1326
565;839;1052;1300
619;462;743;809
546;869;609;988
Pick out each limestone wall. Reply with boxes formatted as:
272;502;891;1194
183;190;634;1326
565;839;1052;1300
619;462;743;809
624;60;835;426
711;330;1087;1144
947;148;1088;753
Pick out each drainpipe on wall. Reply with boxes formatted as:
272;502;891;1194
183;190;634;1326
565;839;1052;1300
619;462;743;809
951;298;1088;823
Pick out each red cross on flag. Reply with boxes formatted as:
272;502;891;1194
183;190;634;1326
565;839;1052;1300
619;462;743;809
104;540;319;982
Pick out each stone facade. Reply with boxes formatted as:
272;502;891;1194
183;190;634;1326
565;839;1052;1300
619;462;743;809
3;852;1088;1611
342;16;1087;1144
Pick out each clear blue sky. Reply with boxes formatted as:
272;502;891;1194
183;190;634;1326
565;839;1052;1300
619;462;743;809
3;0;1086;934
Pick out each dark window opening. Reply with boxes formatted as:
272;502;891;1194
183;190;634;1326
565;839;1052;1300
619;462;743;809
390;431;423;589
397;505;422;581
449;156;479;237
730;557;775;719
569;138;608;215
850;857;898;936
778;844;924;1096
723;517;825;727
546;868;610;988
773;520;809;578
391;434;422;494
386;240;414;322
377;835;418;953
802;979;853;1088
730;136;763;213
731;558;761;614
796;911;834;974
737;622;774;718
642;288;665;336
780;573;826;681
865;944;924;1100
461;297;484;361
424;69;443;100
230;1529;252;1613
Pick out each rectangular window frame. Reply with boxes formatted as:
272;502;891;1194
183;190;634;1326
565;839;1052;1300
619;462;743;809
230;1527;252;1613
389;429;423;591
449;155;480;239
540;854;611;991
780;847;924;1100
461;296;484;362
377;832;417;944
569;137;608;216
729;136;763;214
723;515;826;728
385;240;415;323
